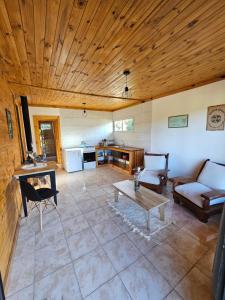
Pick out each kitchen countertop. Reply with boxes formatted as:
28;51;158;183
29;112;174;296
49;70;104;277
95;145;144;152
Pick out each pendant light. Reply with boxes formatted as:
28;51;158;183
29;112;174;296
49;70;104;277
122;70;132;98
82;102;87;117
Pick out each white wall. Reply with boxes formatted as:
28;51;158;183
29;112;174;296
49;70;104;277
113;102;152;151
29;107;113;151
151;80;225;177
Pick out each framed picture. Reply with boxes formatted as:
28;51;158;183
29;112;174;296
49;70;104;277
168;114;188;128
5;109;13;139
206;104;225;131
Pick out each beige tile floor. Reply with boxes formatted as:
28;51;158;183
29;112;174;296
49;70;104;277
6;166;220;300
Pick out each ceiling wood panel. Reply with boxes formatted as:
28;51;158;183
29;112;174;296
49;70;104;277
1;0;225;111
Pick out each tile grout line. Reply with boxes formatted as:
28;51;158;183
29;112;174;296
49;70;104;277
89;223;135;300
58;207;84;300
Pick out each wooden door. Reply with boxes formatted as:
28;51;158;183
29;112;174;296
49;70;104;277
39;121;56;158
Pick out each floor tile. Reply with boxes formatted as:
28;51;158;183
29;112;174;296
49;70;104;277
175;267;213;300
67;228;99;261
120;256;172;300
13;235;35;260
195;248;215;278
85;275;131;300
164;290;183;300
58;202;82;221
127;231;158;255
62;214;89;237
6;285;33;300
77;198;100;213
35;238;71;281
112;215;131;233
35;223;65;250
74;247;116;297
146;243;193;287
6;254;34;296
103;234;141;272
34;264;82;300
166;229;208;264
92;219;122;244
85;207;111;226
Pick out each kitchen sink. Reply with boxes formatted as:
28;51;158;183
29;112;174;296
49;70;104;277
21;163;47;170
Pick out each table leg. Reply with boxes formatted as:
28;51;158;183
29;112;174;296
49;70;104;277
19;179;28;217
50;171;57;205
114;190;119;202
147;210;151;232
159;205;165;221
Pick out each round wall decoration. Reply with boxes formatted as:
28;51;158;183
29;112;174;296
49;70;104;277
207;104;225;131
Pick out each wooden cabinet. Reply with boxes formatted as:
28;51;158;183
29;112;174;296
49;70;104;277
95;146;144;175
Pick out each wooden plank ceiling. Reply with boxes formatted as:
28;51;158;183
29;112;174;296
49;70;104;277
1;0;225;111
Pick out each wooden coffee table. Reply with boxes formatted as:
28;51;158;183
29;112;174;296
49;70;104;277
113;180;170;232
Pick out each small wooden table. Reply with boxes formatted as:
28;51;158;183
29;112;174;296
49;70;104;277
113;180;170;231
14;161;57;217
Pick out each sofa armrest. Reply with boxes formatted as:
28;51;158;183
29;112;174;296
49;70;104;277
201;189;225;209
171;176;196;190
201;190;225;201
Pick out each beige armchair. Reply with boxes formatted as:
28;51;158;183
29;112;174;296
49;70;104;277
173;159;225;222
138;153;169;194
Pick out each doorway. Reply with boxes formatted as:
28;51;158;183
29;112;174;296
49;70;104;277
33;115;62;164
39;121;57;161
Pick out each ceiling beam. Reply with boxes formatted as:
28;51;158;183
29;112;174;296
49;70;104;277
8;82;145;102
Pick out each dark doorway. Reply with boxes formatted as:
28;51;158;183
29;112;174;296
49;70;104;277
39;121;57;161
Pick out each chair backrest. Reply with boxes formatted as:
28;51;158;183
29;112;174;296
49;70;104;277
20;181;41;202
197;160;225;190
144;153;169;171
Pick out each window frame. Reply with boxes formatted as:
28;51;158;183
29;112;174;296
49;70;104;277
113;117;134;132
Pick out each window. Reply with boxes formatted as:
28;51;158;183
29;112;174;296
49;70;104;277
114;120;123;131
114;118;134;131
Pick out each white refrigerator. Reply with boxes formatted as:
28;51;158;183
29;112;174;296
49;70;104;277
63;148;83;172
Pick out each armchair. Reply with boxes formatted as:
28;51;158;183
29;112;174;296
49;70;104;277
173;159;225;222
138;153;169;194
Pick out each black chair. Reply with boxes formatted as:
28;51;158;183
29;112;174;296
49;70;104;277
20;181;59;231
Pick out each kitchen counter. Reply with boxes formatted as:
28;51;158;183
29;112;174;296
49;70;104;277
95;145;144;152
95;145;144;174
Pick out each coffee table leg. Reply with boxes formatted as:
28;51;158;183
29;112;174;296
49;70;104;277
147;210;151;232
159;205;165;221
114;190;119;202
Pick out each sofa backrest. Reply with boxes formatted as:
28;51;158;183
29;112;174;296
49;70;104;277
144;154;167;171
197;160;225;190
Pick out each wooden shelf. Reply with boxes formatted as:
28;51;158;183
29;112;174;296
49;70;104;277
95;146;144;175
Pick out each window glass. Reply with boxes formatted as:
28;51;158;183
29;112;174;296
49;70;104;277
123;118;134;131
114;120;123;131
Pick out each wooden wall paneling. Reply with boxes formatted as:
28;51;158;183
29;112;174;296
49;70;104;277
0;77;21;286
53;1;85;85
1;1;225;110
4;0;31;84
47;0;74;88
89;0;223;96
67;0;142;91
33;0;46;87
62;0;116;91
42;0;61;88
58;0;102;90
18;0;36;84
0;0;23;82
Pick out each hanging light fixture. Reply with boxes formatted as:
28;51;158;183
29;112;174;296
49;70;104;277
82;102;87;117
122;70;132;98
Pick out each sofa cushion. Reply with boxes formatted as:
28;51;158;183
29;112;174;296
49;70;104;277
144;155;165;171
138;169;160;185
197;161;225;190
175;182;212;208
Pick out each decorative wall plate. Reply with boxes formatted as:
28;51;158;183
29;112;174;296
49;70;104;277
207;104;225;131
